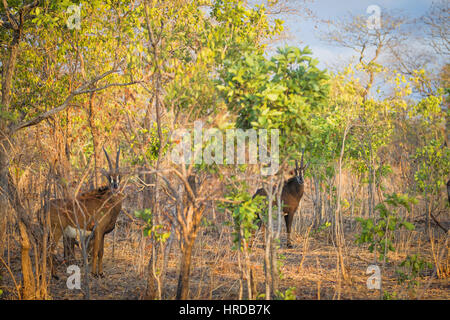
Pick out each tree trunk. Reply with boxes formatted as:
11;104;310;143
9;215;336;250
145;242;159;299
18;221;36;299
0;134;43;300
175;202;205;300
142;172;154;210
262;180;277;300
335;124;350;281
176;238;194;300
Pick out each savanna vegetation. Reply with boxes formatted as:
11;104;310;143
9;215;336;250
0;0;448;300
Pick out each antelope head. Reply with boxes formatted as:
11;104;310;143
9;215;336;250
101;146;121;193
294;149;309;185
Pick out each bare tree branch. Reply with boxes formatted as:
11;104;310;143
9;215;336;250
1;0;19;30
12;69;139;133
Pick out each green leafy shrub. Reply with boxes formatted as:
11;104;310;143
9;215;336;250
275;287;297;300
135;208;171;244
396;254;433;293
355;193;416;261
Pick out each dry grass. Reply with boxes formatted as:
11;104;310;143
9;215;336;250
1;191;448;300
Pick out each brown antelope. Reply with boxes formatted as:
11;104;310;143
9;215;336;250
253;150;308;248
45;147;124;277
447;179;450;205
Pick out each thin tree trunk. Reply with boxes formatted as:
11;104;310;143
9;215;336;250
243;238;253;300
263;179;277;300
145;242;159;299
175;203;204;300
335;124;350;281
176;238;194;299
143;1;167;300
18;221;36;299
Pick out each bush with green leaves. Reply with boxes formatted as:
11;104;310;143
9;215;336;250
355;193;416;261
221;183;266;250
218;45;329;159
383;291;398;300
134;208;171;244
130;123;172;166
275;287;297;300
310;221;332;236
414;138;450;198
396;254;433;293
257;286;296;300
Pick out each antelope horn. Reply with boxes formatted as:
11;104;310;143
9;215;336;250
295;160;299;174
300;148;305;168
103;146;113;171
115;146;121;171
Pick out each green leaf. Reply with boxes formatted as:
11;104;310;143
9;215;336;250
266;93;278;101
403;222;415;230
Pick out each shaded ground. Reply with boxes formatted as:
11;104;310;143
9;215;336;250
1;208;448;300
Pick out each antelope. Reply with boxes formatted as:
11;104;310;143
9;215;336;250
45;147;124;277
447;179;450;205
253;150;308;248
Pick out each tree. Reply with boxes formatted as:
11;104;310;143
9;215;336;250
131;0;282;300
219;46;328;299
423;0;449;57
0;0;139;299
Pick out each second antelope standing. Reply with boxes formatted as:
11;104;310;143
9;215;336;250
254;151;308;248
44;147;124;277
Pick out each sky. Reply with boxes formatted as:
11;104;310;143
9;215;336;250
275;0;436;69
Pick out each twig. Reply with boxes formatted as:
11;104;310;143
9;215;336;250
0;255;21;299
